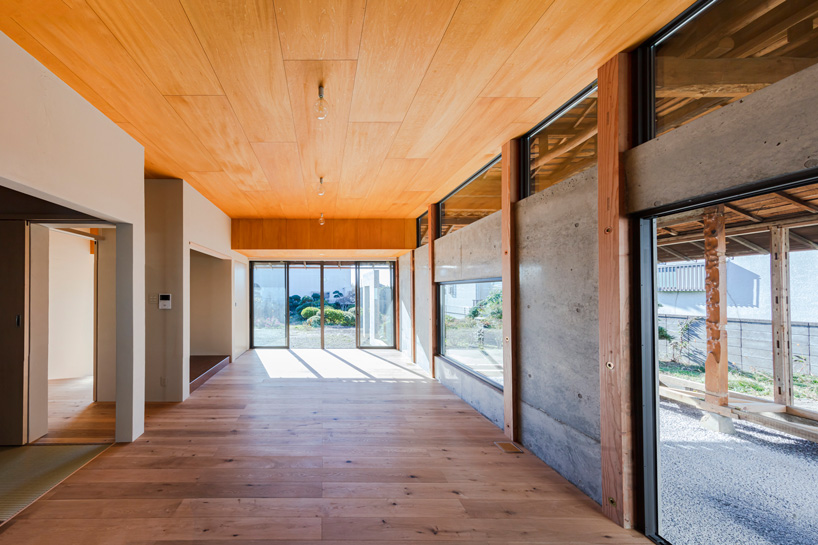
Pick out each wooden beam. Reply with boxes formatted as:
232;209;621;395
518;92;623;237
428;203;439;379
597;52;634;529
775;191;818;213
656;56;817;98
724;203;763;223
657;216;818;246
660;246;691;262
703;205;729;407
729;235;768;254
790;230;818;250
501;138;520;442
231;218;417;251
770;226;793;406
530;124;597;171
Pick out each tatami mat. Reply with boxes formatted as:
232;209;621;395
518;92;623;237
0;444;109;524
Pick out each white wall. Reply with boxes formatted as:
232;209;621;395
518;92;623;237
190;250;232;356
48;230;95;380
0;32;145;442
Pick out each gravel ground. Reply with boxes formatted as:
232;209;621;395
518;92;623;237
659;400;818;545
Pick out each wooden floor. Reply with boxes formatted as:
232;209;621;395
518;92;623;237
1;349;650;543
32;377;115;444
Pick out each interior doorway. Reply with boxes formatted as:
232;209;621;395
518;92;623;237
189;249;232;392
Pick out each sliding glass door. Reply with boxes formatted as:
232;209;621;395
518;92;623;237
251;263;287;347
323;263;357;348
251;261;395;349
288;263;321;349
358;262;395;348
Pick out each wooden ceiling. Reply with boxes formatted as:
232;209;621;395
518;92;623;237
1;0;692;220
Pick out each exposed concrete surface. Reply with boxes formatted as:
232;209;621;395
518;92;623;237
660;400;818;545
627;62;818;214
436;357;503;428
398;252;413;361
414;246;431;374
519;400;602;502
434;210;502;283
516;167;601;501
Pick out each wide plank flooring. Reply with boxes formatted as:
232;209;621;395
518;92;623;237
33;377;115;444
0;349;650;543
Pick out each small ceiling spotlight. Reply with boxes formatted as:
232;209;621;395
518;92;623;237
317;176;325;196
319;213;325;226
314;84;328;120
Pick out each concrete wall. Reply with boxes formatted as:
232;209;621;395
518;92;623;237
398;253;413;360
516;167;601;502
414;245;431;374
432;211;504;427
0;33;145;441
145;179;249;402
626;62;818;214
190;250;232;356
48;230;95;380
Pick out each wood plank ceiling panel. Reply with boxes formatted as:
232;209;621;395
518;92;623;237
387;0;554;160
284;59;357;218
3;0;219;173
86;0;223;96
348;0;459;122
274;0;366;60
0;0;693;222
252;142;309;215
181;0;296;143
337;122;401;210
166;95;271;193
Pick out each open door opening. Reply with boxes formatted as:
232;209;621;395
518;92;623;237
189;249;232;392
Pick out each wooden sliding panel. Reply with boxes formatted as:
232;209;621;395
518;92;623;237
597;53;635;529
428;203;439;378
703;206;729;407
501;138;521;442
770;225;793;406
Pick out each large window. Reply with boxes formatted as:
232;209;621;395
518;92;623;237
251;262;395;349
643;181;818;545
649;0;818;138
523;84;597;197
440;280;503;387
439;156;502;236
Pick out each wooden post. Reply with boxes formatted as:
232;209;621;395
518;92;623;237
703;205;729;407
428;203;439;378
770;225;793;405
501;138;521;441
320;263;325;349
395;260;400;352
597;52;635;529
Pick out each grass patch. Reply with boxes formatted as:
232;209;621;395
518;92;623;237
659;360;818;403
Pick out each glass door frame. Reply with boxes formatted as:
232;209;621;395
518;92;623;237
250;260;397;350
636;169;818;543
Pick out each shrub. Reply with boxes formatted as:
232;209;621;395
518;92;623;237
295;301;315;316
347;306;355;314
325;308;355;326
306;315;321;328
658;326;673;341
301;307;320;319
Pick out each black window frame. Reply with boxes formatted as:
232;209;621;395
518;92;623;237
437;154;502;238
520;81;599;199
250;261;398;350
436;277;504;390
636;168;818;543
417;211;429;247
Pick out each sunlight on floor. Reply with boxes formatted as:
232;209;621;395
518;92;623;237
255;349;428;381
